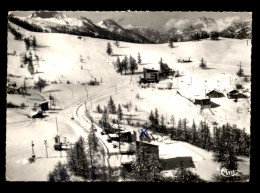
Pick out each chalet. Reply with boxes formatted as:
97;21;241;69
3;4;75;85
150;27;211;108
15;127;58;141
206;89;224;98
39;101;49;111
7;86;22;94
136;141;159;155
119;130;134;143
227;89;239;99
108;133;119;141
237;93;248;99
194;97;211;109
159;143;199;176
30;111;43;118
140;68;160;84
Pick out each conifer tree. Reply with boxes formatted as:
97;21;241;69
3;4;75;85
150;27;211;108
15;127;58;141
114;40;119;47
147;153;162;181
32;36;37;50
121;56;128;75
48;161;70;182
169;39;174;48
191;119;198;145
137;52;142;65
115;57;123;75
129;55;138;74
199;58;207;69
106;42;113;55
107;96;117;114
28;57;34;75
117;104;123;121
67;136;89;178
176;118;183;140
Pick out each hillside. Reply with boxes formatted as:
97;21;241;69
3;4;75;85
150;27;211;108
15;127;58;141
6;22;251;181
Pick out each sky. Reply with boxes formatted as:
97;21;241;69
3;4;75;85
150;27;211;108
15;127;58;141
11;11;252;33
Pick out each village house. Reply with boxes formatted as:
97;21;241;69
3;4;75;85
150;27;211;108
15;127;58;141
206;89;225;98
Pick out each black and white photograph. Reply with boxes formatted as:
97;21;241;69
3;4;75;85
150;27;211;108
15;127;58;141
6;11;251;182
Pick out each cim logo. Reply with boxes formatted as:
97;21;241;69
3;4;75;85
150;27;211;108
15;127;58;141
220;167;241;177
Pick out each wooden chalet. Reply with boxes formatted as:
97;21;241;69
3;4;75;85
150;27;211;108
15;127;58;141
227;89;239;99
206;89;224;98
39;101;49;111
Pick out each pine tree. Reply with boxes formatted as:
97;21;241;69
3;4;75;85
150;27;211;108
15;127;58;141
28;57;34;75
199;58;207;69
129;55;138;74
149;110;155;124
117;104;123;121
101;107;109;131
87;133;100;180
89;122;98;151
131;143;149;181
191;119;198;145
32;36;37;50
106;42;113;56
115;57;123;75
173;161;204;182
168;39;174;48
176;118;182;140
182;118;189;142
24;37;31;50
147;153;162;181
67;136;89;178
237;64;244;77
96;104;103;113
160;115;166;133
35;77;46;92
107;96;117;114
48;161;70;182
154;108;159;126
121;56;128;75
114;40;119;47
137;52;142;65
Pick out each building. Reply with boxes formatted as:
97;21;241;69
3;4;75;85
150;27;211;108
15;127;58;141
39;101;49;111
226;89;248;99
159;143;200;177
31;111;43;118
140;68;159;84
227;89;239;99
206;89;225;98
194;97;211;109
136;140;159;155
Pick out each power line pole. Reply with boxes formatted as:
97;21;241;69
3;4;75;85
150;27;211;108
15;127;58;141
44;140;48;158
56;117;58;133
31;141;35;158
115;85;117;94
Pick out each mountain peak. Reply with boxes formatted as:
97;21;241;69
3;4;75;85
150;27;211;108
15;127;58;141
30;11;68;19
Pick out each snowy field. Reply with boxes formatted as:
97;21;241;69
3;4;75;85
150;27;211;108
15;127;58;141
6;21;251;181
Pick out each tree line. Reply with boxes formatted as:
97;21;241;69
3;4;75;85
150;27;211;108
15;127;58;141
8;22;23;40
145;108;250;167
8;14;44;32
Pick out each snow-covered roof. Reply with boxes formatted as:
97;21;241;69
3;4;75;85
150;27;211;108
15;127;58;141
108;134;119;138
159;143;203;162
121;155;135;164
39;101;49;105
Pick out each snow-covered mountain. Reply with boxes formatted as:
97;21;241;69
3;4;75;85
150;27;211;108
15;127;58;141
96;19;152;43
123;24;168;43
220;21;251;39
30;11;68;19
8;12;152;44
